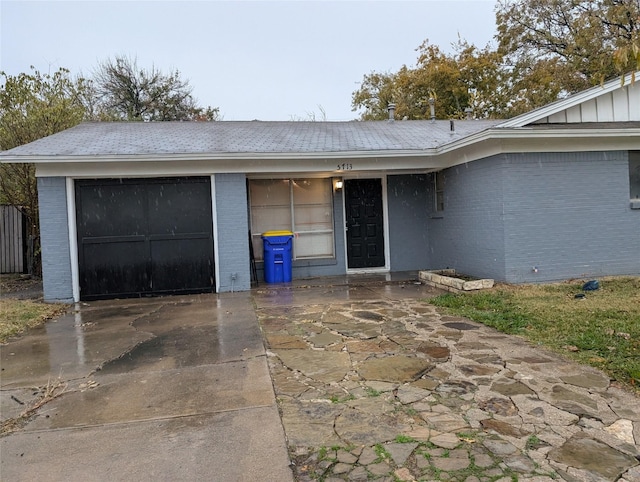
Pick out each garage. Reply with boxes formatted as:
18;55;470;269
75;177;214;300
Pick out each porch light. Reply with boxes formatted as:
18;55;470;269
334;179;343;191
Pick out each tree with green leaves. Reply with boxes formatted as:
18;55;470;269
0;67;89;272
92;55;219;121
353;1;639;121
496;0;640;87
0;67;88;151
352;40;507;120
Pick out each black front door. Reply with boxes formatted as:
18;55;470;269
75;177;214;300
345;178;385;269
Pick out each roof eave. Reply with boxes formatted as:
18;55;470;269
4;125;638;168
496;71;640;128
1;148;441;164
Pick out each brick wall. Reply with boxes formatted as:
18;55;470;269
38;177;74;302
502;151;640;282
214;174;251;292
426;151;640;283
427;157;507;280
387;174;430;271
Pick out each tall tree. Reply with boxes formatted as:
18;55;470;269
93;55;219;121
496;0;640;88
0;67;89;273
352;40;507;120
353;1;639;121
0;67;88;150
0;68;88;206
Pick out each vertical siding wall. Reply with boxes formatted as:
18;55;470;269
214;174;251;292
0;205;25;273
38;177;74;302
427;157;508;280
387;174;430;271
502;151;640;282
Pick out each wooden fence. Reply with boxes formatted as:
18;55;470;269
1;205;26;274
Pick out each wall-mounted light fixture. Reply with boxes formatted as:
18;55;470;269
334;179;343;191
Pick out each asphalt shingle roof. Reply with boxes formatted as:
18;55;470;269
1;120;501;158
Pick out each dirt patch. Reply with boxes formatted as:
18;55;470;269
0;274;43;300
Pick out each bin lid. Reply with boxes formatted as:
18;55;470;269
262;230;293;237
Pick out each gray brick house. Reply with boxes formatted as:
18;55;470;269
2;73;639;302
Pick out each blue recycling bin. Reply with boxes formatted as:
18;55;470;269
262;231;293;283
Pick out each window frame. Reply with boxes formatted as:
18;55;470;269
248;178;335;261
434;170;445;212
630;151;640;201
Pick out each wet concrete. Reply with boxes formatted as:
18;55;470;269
1;293;293;481
2;273;639;481
253;275;640;482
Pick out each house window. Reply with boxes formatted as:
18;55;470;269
249;178;335;260
630;151;640;201
434;171;445;212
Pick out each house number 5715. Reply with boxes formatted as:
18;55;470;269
337;163;353;170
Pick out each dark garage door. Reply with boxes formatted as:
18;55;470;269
75;177;214;300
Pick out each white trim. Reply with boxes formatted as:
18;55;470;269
381;174;390;272
485;126;640;140
346;267;390;275
12;149;440;163
339;181;348;273
210;175;220;293
66;177;80;302
435;126;640;158
32;156;436;178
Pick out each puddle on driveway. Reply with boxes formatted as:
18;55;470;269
99;322;263;374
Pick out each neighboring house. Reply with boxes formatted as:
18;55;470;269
1;73;639;303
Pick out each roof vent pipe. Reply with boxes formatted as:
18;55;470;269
450;120;455;134
428;98;435;123
387;103;396;122
465;107;473;120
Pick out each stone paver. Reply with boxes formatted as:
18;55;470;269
253;278;640;481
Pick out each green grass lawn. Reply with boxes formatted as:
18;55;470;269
429;277;640;392
0;299;68;343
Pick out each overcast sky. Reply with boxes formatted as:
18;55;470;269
1;0;498;121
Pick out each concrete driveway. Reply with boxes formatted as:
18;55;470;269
1;293;293;481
